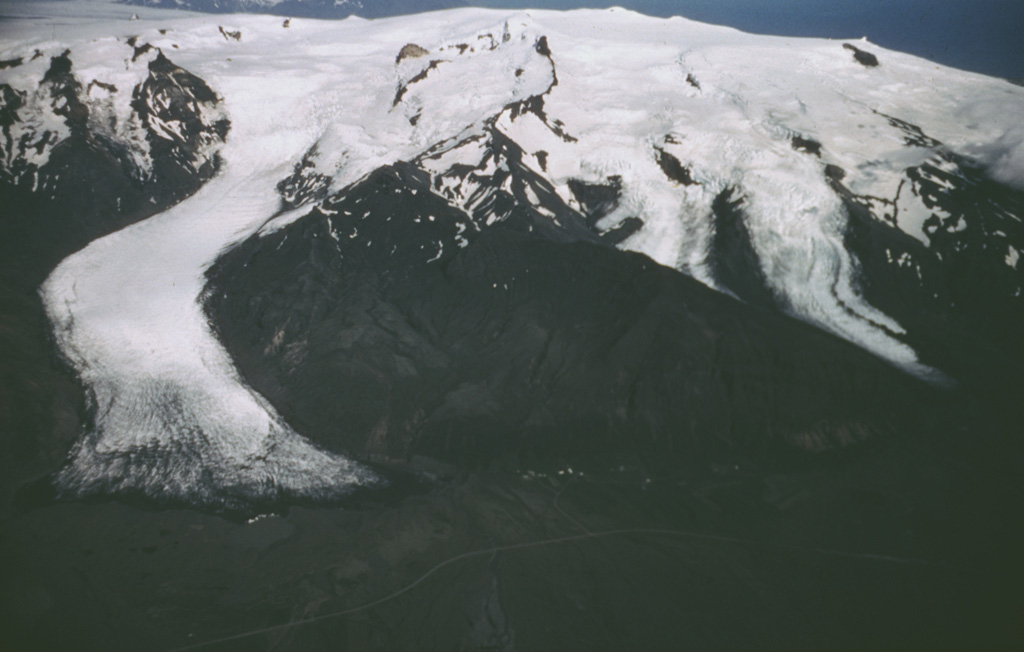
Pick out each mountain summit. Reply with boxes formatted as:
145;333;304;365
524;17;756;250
2;6;1023;651
2;7;1021;508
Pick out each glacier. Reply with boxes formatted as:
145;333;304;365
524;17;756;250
2;4;1022;506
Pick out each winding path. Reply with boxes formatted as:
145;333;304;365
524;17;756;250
167;481;934;651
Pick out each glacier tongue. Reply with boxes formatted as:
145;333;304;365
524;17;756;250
36;73;386;507
41;155;380;508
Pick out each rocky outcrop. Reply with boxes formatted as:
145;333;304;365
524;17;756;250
0;47;228;284
843;43;879;67
396;43;429;63
207;158;927;480
834;117;1024;389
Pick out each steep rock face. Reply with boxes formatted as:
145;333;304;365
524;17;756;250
834;129;1024;383
206;158;926;479
707;187;783;312
0;46;228;284
417;126;597;244
131;52;230;202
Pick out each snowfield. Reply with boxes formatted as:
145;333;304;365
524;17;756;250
3;1;1022;506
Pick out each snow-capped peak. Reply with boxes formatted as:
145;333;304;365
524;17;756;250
4;5;1022;507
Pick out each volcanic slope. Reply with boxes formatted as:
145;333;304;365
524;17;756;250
204;10;1024;482
1;7;1021;507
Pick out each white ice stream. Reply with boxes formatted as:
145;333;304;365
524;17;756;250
39;73;383;509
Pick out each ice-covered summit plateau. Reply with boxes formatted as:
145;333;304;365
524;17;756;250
2;6;1022;508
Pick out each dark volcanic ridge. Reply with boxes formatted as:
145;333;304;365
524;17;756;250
203;157;933;492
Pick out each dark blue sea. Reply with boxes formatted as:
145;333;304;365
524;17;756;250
475;0;1024;80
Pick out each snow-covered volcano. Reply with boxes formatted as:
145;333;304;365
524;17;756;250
2;6;1022;509
117;0;462;19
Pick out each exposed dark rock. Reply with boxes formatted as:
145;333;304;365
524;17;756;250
131;42;154;62
3;17;1023;652
535;35;551;58
396;43;429;63
42;51;88;131
708;188;782;312
393;58;445;106
533;149;547;170
843;43;879;67
130;52;229;198
877;111;941;148
825;163;846;181
791;135;822;157
218;26;242;41
420;127;595;243
87;80;117;94
277;144;332;209
567;176;643;245
832;149;1024;400
568;176;621;226
597;216;643;245
206;162;927;483
654;146;698;185
497;35;577;143
2;49;225;287
41;50;72;82
0;84;26;130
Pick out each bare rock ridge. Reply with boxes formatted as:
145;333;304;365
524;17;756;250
843;42;880;67
206;161;925;477
396;42;429;63
0;45;228;285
